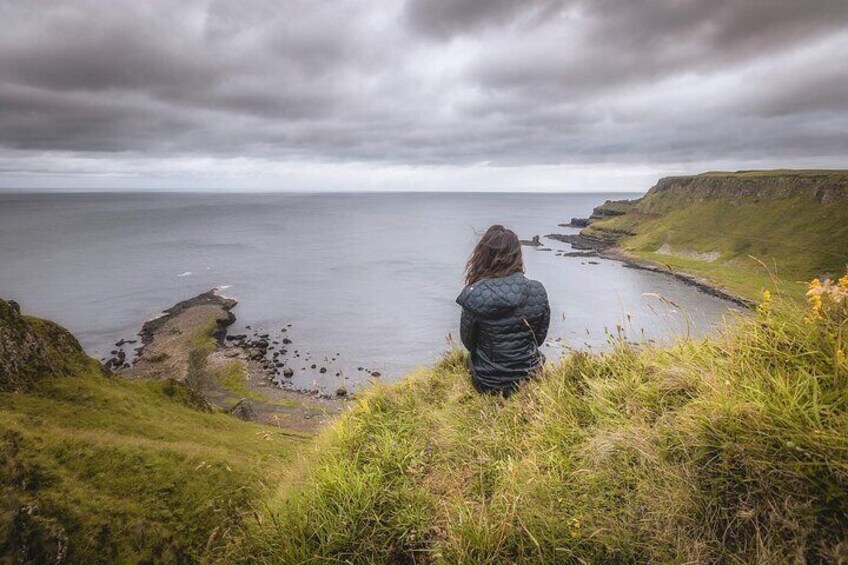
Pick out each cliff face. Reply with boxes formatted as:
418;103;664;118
579;170;848;299
0;299;96;392
639;171;848;211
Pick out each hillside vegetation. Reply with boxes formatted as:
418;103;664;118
4;278;848;563
581;170;848;300
237;274;848;564
4;171;848;563
0;299;304;563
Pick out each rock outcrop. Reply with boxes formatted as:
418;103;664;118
124;289;237;383
0;299;96;392
519;235;542;246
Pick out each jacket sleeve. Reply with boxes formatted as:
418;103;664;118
531;285;550;345
460;308;479;352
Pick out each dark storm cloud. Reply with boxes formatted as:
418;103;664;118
0;0;846;182
403;0;566;38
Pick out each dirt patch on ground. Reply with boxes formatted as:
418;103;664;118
656;243;721;262
206;349;343;433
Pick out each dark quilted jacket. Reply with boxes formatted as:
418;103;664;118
456;272;550;394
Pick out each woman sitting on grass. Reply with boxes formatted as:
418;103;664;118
456;225;550;396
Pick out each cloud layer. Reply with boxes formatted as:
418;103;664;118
1;0;846;190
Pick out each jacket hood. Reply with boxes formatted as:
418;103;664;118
456;272;530;318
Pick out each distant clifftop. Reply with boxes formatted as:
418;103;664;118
575;170;848;300
642;170;848;207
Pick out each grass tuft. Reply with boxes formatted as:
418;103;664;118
240;287;848;563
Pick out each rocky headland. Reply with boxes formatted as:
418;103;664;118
115;289;343;431
546;170;848;305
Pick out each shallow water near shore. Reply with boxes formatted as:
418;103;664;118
0;192;740;393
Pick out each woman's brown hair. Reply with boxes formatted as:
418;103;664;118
464;225;524;286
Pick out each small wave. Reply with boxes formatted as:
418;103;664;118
177;271;193;278
218;285;232;290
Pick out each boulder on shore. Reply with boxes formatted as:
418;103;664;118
519;235;542;247
229;399;257;421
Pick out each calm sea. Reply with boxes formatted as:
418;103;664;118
0;192;739;393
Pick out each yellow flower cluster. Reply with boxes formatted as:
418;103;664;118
806;268;848;322
807;278;823;319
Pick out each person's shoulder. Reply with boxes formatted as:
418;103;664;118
456;282;480;307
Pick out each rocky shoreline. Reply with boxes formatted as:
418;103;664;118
110;289;344;429
541;231;754;309
599;244;754;308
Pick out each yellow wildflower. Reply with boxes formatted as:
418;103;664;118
810;295;823;318
830;273;847;303
757;289;772;315
806;278;822;296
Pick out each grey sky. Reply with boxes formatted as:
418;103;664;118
1;0;846;191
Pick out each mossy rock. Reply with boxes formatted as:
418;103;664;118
0;299;98;392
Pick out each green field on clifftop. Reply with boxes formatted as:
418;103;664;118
240;291;848;564
582;171;848;300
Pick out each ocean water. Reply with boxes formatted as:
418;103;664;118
0;192;740;393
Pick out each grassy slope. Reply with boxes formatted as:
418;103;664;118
582;173;848;301
242;295;848;564
1;320;305;564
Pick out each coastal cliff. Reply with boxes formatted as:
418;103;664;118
3;267;848;562
577;170;848;299
0;299;98;392
640;170;848;204
0;295;315;563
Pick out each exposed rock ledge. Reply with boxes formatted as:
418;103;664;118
137;289;237;349
0;298;97;392
121;289;342;431
123;289;238;383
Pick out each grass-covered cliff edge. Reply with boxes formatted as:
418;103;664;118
3;171;848;563
5;283;848;563
578;170;848;301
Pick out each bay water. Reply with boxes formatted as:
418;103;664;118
0;192;739;393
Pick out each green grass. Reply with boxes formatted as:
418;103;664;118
213;361;299;408
4;292;848;563
237;292;848;564
584;189;848;301
1;342;304;563
630;250;803;301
